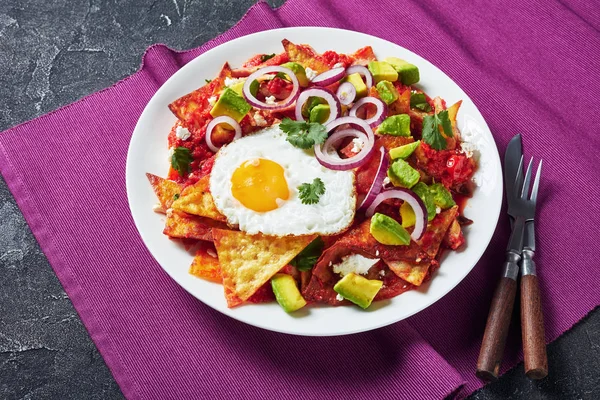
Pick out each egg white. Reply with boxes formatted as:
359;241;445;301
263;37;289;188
209;125;356;236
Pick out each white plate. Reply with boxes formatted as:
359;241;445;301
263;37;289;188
126;27;502;336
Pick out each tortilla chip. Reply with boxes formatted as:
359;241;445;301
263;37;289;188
281;39;329;73
351;46;377;65
170;175;227;222
168;63;232;132
189;243;222;283
385;260;431;286
146;173;181;210
212;228;315;303
163;210;226;241
417;206;459;258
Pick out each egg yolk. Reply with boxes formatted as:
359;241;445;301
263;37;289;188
231;158;289;212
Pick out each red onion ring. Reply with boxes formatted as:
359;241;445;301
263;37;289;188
349;96;388;127
336;82;356;105
242;66;300;110
358;146;389;210
311;67;346;86
365;189;428;241
205;116;242;153
294;87;341;125
346;65;373;89
313;116;376;171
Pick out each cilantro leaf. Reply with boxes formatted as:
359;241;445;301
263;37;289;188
298;178;326;205
205;79;212;83
171;147;193;177
173;193;180;200
280;118;327;149
422;110;453;150
410;92;432;112
260;53;276;62
290;237;325;271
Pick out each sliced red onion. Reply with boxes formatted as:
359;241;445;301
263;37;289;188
358;146;389;210
294;87;341;125
313;116;376;171
205;116;242;152
336;82;356;105
311;67;346;86
242;66;300;110
346;65;373;89
365;189;428;241
349;96;388;127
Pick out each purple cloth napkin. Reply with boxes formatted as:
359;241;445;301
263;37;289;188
2;1;599;398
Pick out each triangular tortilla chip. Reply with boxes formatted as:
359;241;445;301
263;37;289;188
384;260;431;286
417;206;459;258
171;175;227;222
189;243;222;283
282;39;329;73
212;228;315;303
163;210;226;241
146;173;181;210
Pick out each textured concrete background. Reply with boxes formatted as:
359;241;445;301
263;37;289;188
0;0;598;399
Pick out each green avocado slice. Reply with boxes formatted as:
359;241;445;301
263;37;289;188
271;273;307;313
334;273;383;309
370;213;411;246
377;114;411;137
387;159;420;188
383;57;420;85
412;182;436;221
390;141;421;160
209;87;251;122
430;183;456;209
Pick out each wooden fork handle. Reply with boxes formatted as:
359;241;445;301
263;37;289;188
521;271;548;379
476;276;517;381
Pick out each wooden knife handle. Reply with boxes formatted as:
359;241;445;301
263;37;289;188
521;274;548;379
476;276;517;381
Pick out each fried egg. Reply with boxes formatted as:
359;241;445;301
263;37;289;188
209;126;356;236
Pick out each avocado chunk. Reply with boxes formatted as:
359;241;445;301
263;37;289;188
271;273;307;313
333;273;383;309
412;182;436;221
430;182;456;209
301;96;326;119
390;141;420;160
367;61;398;83
370;213;411;246
210;87;251;122
400;201;416;228
388;159;420;188
228;80;259;97
377;114;411;137
383;57;420;85
376;81;399;105
344;72;368;98
309;104;330;123
281;62;310;87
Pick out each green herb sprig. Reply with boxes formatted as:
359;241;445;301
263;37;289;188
422;110;453;150
280;118;327;149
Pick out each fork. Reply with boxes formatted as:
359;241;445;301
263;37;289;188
477;156;543;381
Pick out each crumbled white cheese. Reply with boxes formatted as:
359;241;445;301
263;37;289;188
460;142;477;159
329;261;333;267
167;147;175;162
436;206;442;214
332;62;344;68
224;77;242;87
265;95;277;105
175;126;191;140
379;269;386;277
416;257;422;263
207;249;217;258
376;250;380;257
152;203;166;214
351;138;364;153
253;113;267;127
336;293;344;301
332;254;380;276
305;67;318;81
208;95;217;107
382;177;391;187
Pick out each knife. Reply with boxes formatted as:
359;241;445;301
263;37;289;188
520;161;548;379
476;135;523;381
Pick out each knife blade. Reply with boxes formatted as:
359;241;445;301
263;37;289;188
504;134;522;226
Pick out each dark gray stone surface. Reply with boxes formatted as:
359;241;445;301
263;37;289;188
0;0;598;399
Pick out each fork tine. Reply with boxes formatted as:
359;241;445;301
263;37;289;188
513;155;524;198
521;157;534;199
530;159;542;202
